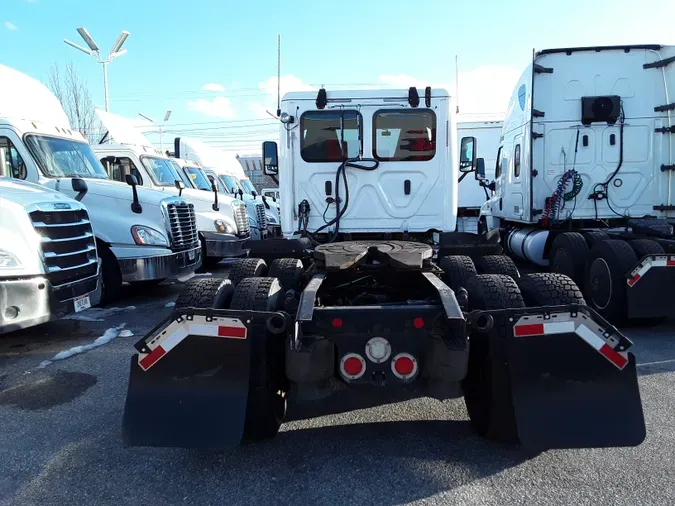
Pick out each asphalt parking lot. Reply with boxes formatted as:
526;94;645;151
1;264;674;506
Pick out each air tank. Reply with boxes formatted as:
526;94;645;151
506;227;550;267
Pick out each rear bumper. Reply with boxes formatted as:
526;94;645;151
202;232;248;258
0;274;101;335
118;246;202;282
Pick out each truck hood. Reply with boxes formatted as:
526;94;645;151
0;178;76;207
41;178;174;207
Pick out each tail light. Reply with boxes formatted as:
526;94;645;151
340;353;366;380
391;353;418;380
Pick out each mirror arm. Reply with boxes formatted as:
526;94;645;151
212;185;219;212
130;184;142;214
458;171;471;184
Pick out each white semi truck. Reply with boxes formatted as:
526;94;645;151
456;116;503;233
478;44;675;322
173;137;281;237
123;86;645;453
0;178;101;334
0;64;201;303
93;111;250;267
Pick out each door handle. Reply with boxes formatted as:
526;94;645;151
404;179;411;195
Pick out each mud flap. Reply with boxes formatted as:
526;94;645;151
122;308;289;449
626;254;675;318
467;306;646;450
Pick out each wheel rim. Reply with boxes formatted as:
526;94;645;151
589;258;612;309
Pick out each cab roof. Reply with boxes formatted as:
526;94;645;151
282;88;451;102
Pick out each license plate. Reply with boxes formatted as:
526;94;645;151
74;295;91;313
188;249;196;261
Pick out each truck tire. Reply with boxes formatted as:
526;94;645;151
174;277;234;310
268;258;304;291
584;240;637;322
463;274;522;443
230;277;286;441
465;274;525;310
439;255;477;291
517;272;586;306
549;232;589;287
583;231;610;249
99;244;122;305
228;258;268;287
473;255;521;280
628;239;664;258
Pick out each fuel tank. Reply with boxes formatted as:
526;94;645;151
506;227;549;267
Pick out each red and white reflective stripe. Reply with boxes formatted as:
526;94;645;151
138;316;247;371
513;314;629;370
627;255;675;287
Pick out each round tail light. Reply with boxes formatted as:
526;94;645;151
340;353;366;380
391;353;418;380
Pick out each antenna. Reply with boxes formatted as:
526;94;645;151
455;55;460;114
276;34;281;117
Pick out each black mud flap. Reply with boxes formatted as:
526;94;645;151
626;254;675;318
466;305;646;450
122;308;289;449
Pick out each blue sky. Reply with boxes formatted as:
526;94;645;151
2;0;674;153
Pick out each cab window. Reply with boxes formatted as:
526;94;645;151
495;147;503;179
100;156;144;186
300;110;361;162
0;137;27;179
373;110;436;162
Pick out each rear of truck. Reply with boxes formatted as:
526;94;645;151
0;179;100;334
122;88;645;452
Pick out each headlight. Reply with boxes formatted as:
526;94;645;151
0;250;21;268
131;226;169;246
266;214;278;224
214;219;235;234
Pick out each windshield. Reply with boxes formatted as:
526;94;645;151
203;170;227;193
219;174;243;194
185;167;213;191
169;161;193;187
25;135;109;179
142;156;183;187
240;178;257;195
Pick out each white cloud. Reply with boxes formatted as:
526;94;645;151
376;66;520;115
4;21;18;31
187;96;235;119
201;83;225;92
247;74;315;119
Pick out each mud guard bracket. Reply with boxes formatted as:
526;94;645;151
626;254;675;318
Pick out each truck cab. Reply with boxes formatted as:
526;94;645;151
0;64;201;303
93;111;251;266
174;137;280;237
0;178;101;333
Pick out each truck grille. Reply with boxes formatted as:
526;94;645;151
166;201;199;251
30;207;98;300
234;203;250;237
255;202;267;230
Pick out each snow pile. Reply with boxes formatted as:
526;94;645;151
165;302;176;308
38;323;127;368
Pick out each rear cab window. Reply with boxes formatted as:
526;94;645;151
300;110;362;162
373;110;436;161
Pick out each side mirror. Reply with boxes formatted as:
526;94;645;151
71;177;88;202
251;190;258;198
262;141;279;175
475;158;486;180
207;175;217;192
237;188;244;200
125;174;142;214
174;179;185;197
459;136;476;173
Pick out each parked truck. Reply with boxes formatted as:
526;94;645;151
0;177;101;334
478;44;675;322
457;116;503;233
0;64;201;303
174;137;281;236
123;86;645;452
93;111;250;267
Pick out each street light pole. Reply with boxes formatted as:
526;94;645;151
139;110;172;151
64;27;130;112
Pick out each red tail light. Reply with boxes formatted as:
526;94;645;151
340;353;366;380
391;353;418;380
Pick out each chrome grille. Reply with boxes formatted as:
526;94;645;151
30;207;98;300
166;201;199;251
234;203;249;236
255;202;267;230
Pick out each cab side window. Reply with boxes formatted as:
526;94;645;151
100;156;144;186
0;136;27;179
495;146;503;179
